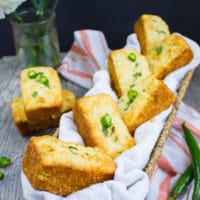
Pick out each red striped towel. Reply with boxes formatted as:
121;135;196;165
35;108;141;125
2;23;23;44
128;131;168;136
58;30;110;88
147;102;200;199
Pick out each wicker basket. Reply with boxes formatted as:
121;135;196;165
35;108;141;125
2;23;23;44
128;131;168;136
53;69;194;177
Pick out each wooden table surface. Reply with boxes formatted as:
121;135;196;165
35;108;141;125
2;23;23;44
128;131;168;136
0;55;199;200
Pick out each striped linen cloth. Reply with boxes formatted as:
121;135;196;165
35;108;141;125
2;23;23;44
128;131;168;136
58;30;111;89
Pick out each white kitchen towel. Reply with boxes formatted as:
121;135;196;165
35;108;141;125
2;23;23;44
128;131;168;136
21;30;200;200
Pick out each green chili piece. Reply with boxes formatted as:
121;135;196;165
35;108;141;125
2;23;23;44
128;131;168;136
128;53;136;62
133;72;142;79
101;113;112;129
182;122;200;200
32;91;38;97
124;89;139;111
0;157;11;168
127;89;139;102
135;63;139;68
40;75;49;85
68;146;79;155
102;126;109;137
0;171;4;180
169;164;193;200
155;46;163;56
27;70;37;79
156;30;166;34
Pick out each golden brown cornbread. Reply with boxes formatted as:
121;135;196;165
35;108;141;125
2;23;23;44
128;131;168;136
108;49;152;97
73;93;135;159
11;90;76;136
60;89;76;113
145;34;194;79
118;75;175;133
134;14;170;55
22;135;116;195
20;67;63;125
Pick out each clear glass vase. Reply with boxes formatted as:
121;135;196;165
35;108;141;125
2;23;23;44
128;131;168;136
9;9;61;68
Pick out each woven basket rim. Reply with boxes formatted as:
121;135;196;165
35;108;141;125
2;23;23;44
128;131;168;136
144;69;195;177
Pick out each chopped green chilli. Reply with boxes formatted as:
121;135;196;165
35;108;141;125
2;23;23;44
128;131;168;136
102;125;116;137
102;126;109;136
27;70;37;78
84;152;90;156
0;171;4;180
112;126;115;133
0;157;11;168
156;30;166;34
101;113;115;137
68;146;79;154
128;89;139;102
124;89;139;111
135;63;139;68
39;75;49;86
101;113;112;129
155;46;163;56
128;53;136;62
32;91;38;97
169;164;193;200
27;70;50;87
133;72;142;79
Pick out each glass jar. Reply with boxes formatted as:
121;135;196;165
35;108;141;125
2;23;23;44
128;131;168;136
9;9;61;68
